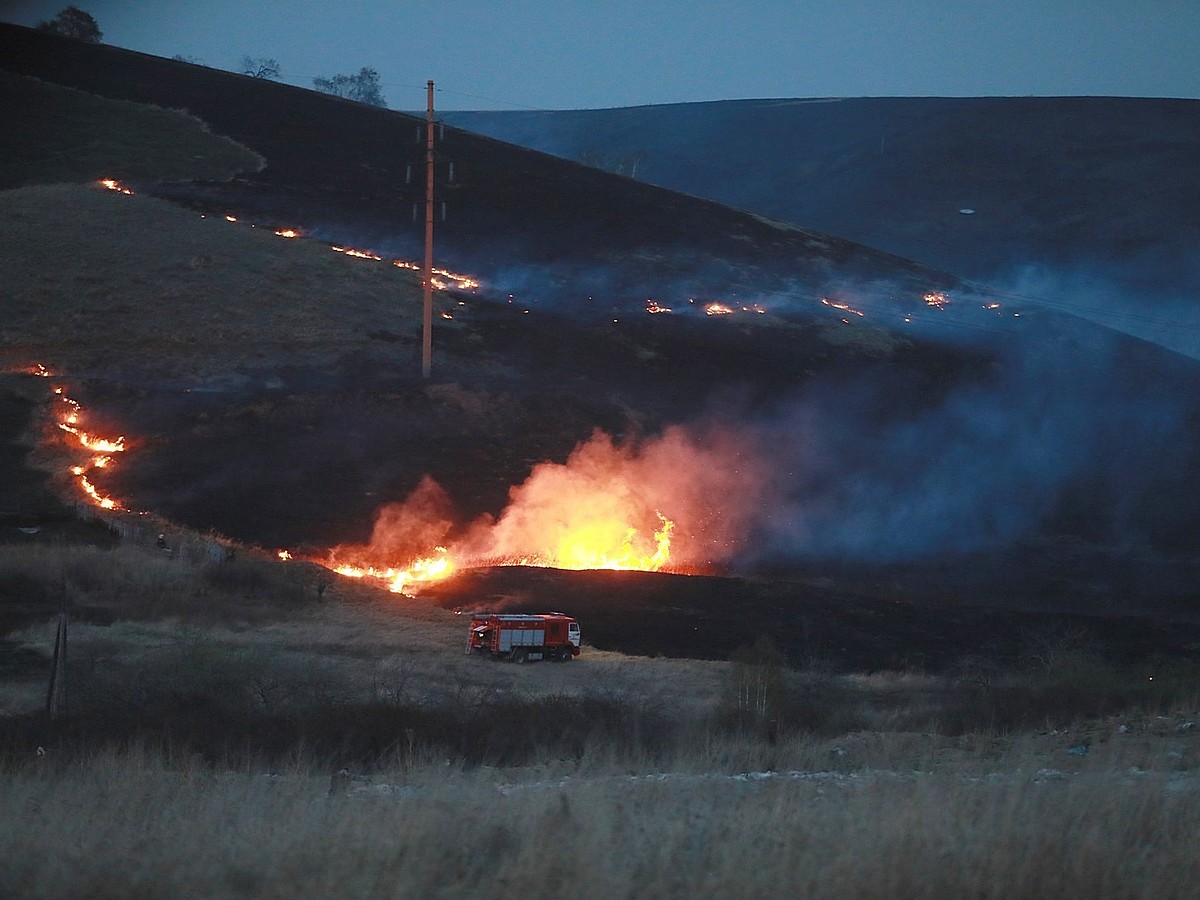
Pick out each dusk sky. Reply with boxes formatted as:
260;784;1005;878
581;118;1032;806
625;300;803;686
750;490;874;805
3;0;1199;110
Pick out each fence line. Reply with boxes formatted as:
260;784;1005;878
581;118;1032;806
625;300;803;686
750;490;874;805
74;502;236;564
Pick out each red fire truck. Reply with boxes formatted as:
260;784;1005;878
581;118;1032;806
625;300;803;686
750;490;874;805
466;612;581;662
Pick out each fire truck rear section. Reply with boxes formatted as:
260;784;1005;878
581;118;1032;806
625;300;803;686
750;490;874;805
467;613;581;662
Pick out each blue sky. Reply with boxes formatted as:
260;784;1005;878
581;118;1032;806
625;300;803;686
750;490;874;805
3;0;1198;109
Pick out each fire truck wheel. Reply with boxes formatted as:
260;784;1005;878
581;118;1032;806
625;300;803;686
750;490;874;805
512;648;528;664
558;648;572;662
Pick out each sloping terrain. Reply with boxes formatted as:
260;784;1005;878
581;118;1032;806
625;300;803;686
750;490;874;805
0;70;262;189
3;24;1200;666
3;28;1200;900
0;23;954;310
445;97;1200;355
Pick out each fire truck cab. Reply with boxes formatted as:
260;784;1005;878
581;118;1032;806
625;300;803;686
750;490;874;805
467;612;581;662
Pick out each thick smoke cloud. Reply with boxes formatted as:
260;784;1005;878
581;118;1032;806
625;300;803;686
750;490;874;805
341;320;1197;573
746;332;1194;563
1001;263;1200;362
463;425;772;567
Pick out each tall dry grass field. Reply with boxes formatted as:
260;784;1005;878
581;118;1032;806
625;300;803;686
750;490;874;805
3;538;1200;897
1;743;1197;899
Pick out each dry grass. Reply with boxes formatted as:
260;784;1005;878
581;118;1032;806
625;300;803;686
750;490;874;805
3;536;1200;896
0;70;263;189
0;740;1197;899
0;541;319;625
0;68;454;379
0;183;441;377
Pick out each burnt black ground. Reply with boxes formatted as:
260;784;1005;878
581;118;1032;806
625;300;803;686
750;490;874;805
422;565;1200;670
445;98;1200;301
0;22;954;308
4;25;1200;667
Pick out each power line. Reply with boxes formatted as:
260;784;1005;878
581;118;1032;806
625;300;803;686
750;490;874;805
433;86;549;111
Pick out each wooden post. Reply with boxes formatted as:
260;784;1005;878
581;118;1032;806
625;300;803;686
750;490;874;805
45;589;68;720
422;79;435;379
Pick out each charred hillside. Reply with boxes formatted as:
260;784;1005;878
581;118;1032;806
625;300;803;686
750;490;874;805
4;22;1200;656
444;96;1200;297
0;23;948;306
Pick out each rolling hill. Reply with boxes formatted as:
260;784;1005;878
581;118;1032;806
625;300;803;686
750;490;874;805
445;97;1200;357
3;22;1200;664
3;24;1200;900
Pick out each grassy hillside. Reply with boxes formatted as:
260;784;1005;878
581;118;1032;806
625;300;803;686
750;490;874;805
0;23;956;309
0;70;261;188
444;97;1200;290
446;98;1200;361
2;534;1199;899
1;30;1200;899
0;183;430;377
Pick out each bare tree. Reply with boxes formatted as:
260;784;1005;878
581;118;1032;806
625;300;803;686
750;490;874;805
36;6;102;43
729;636;786;723
240;56;280;80
312;67;387;108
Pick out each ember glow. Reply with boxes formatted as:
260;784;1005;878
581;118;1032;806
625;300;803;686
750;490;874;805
646;300;672;314
332;547;455;595
494;512;674;572
393;260;480;292
98;178;134;195
57;421;126;454
704;302;734;316
94;182;483;294
78;474;117;509
821;297;865;317
332;245;382;261
924;292;950;310
40;374;128;510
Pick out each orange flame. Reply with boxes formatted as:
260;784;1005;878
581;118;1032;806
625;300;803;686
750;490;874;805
331;547;455;595
98;178;134;195
78;474;119;510
332;245;381;260
924;292;950;310
821;297;865;317
57;424;126;453
393;259;480;291
495;511;674;572
42;373;129;510
646;300;672;314
704;302;734;316
91;181;484;294
324;427;769;596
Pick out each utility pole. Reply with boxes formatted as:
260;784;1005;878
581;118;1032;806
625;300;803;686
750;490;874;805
422;80;435;379
45;581;68;720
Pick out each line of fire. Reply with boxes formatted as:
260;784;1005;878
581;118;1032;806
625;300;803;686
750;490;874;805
28;178;987;599
23;358;681;597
